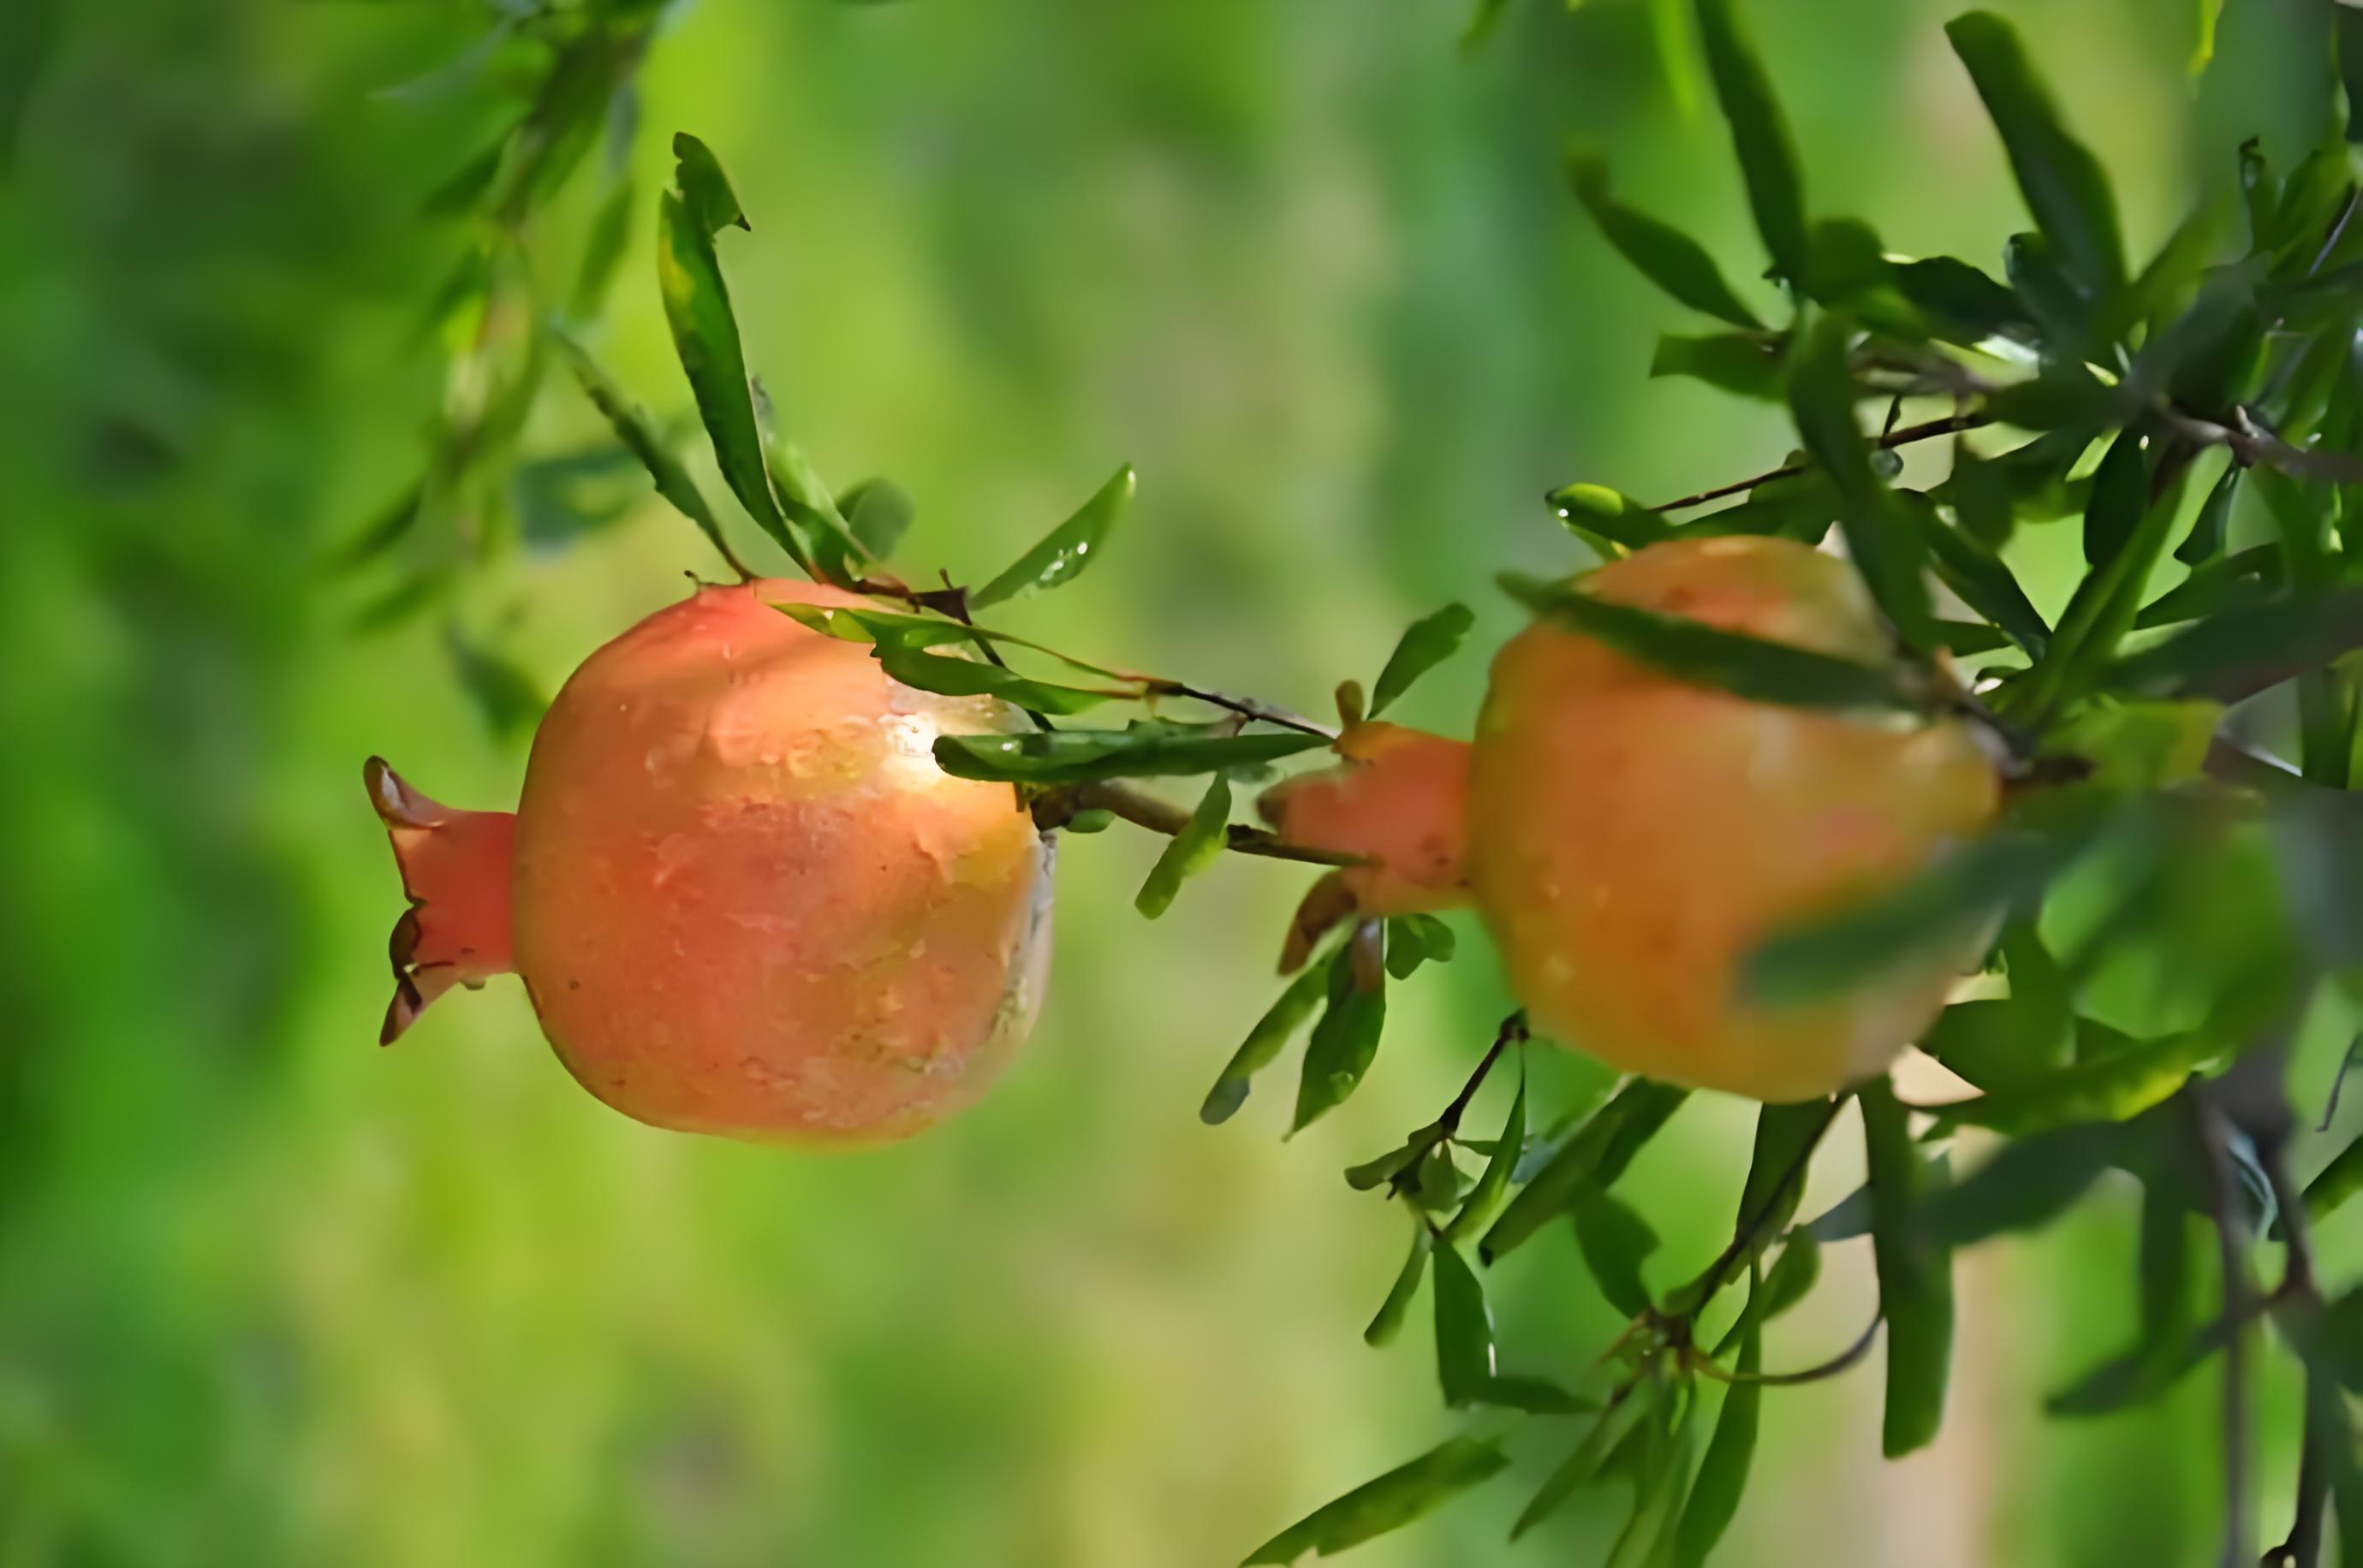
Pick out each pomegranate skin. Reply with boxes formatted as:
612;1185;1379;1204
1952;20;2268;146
503;579;1052;1143
1258;721;1471;918
1465;537;1999;1102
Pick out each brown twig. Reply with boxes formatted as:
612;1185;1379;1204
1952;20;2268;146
1060;780;1366;868
1689;1311;1882;1387
1648;413;1993;513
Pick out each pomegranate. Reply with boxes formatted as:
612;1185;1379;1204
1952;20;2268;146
368;579;1054;1143
1265;537;2000;1102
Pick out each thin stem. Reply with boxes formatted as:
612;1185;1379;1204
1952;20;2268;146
1142;679;1337;739
1066;780;1367;867
2268;1381;2330;1568
1689;1312;1882;1387
1648;413;1992;512
1440;1013;1527;1137
2198;1097;2256;1568
2321;1036;2361;1134
1685;1093;1853;1309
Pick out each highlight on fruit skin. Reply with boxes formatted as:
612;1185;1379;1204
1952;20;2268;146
366;578;1055;1145
1466;535;2001;1103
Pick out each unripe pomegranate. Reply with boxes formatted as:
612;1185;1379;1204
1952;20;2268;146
1265;537;2000;1102
368;579;1054;1143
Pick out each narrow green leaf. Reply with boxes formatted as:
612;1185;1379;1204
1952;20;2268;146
1735;1098;1836;1252
1863;1078;1955;1458
1431;1239;1497;1405
1785;314;1937;646
932;722;1329;787
443;625;546;741
751;386;873;586
1549;484;1676;554
1945;12;2127;297
1693;0;1809;283
2304;1133;2363;1226
1135;775;1233;918
1651;331;1785;401
0;0;59;169
836;478;917;561
568;175;636;324
1500;572;1921;712
2110;588;2363;701
1467;1374;1597;1415
1447;1071;1526;1242
1895;256;2037;347
1367;603;1476;717
969;463;1137;610
2079;428;2148;567
1514;1384;1658;1540
1383;914;1456;980
1202;964;1330;1124
1916;1122;2124;1247
1292;945;1388;1134
1364;1221;1431;1346
2171;460;2238;567
1243;1436;1510;1565
2048;1177;2199;1415
1926;1030;2217;1137
1345;1135;1431;1193
1676;1317;1760;1567
670;131;748;238
552;330;741;573
1604;1396;1693;1568
875;644;1125;716
1572;1183;1660;1319
1481;1080;1688;1262
1568;151;1766;330
1914;497;2050;656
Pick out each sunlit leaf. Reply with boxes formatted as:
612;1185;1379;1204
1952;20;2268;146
1926;1030;2217;1137
670;130;748;239
1135;774;1233;918
875;644;1127;716
1366;603;1475;718
1548;484;1676;554
1499;572;1922;711
970;463;1136;609
1945;13;2126;297
933;722;1328;786
1242;1435;1510;1565
1651;331;1784;401
1567;151;1766;330
1863;1078;1955;1458
2111;588;2363;701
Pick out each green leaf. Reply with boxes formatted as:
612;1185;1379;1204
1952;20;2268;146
552;330;741;574
1651;332;1785;401
1363;1221;1431;1347
1480;1080;1689;1262
750;394;874;587
1916;1122;2125;1247
670;131;748;239
836;478;916;562
932;722;1329;787
2147;542;2273;628
1572;1183;1660;1319
568;176;636;324
1467;1374;1596;1415
1242;1436;1510;1565
1369;603;1476;717
1926;1030;2217;1137
1785;314;1937;646
1604;1395;1693;1568
2048;1178;2199;1415
0;0;59;169
1292;944;1388;1134
1513;1383;1658;1541
1431;1239;1497;1406
1744;816;2101;1008
1913;497;2050;656
1693;0;1809;284
443;625;546;742
1676;1315;1760;1567
1945;12;2126;298
2303;1132;2363;1226
1383;914;1456;980
1735;1098;1836;1252
1447;1071;1526;1243
1135;775;1233;918
1460;0;1514;53
1548;484;1676;554
874;644;1126;716
969;463;1137;610
2110;588;2363;701
1895;256;2037;347
1499;572;1922;712
1568;151;1766;330
1863;1078;1955;1458
656;180;810;573
1202;965;1330;1124
1345;1135;1431;1193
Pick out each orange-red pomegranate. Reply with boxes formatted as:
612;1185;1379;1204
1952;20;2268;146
1267;537;2001;1103
369;579;1054;1143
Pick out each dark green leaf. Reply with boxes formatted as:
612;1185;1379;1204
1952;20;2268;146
443;625;546;741
1468;1374;1596;1415
0;0;59;169
1431;1239;1497;1406
2145;541;2274;628
1447;1070;1525;1242
1759;1230;1823;1322
670;131;748;238
1651;332;1784;401
568;176;636;324
969;463;1137;609
2049;1179;2200;1415
836;478;916;561
1735;1098;1836;1253
751;394;872;586
1345;1135;1431;1193
2110;588;2363;701
1499;572;1921;712
1572;1184;1660;1319
1481;1080;1689;1263
1243;1436;1510;1565
1568;152;1766;330
552;330;741;573
1202;964;1330;1124
1914;497;2050;656
1370;603;1476;717
1917;1123;2124;1247
1863;1078;1954;1458
875;644;1125;716
2304;1133;2363;1226
1945;12;2126;297
1136;775;1232;918
1460;0;1513;53
1785;314;1937;646
1604;1395;1693;1568
1693;0;1809;284
1895;255;2037;347
1363;1222;1431;1347
932;722;1329;787
1292;945;1387;1134
1926;1030;2217;1137
1513;1385;1658;1541
2079;429;2148;567
1383;914;1456;980
1676;1315;1760;1567
1549;484;1676;554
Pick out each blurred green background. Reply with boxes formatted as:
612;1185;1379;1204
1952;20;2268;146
0;1;2342;1563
